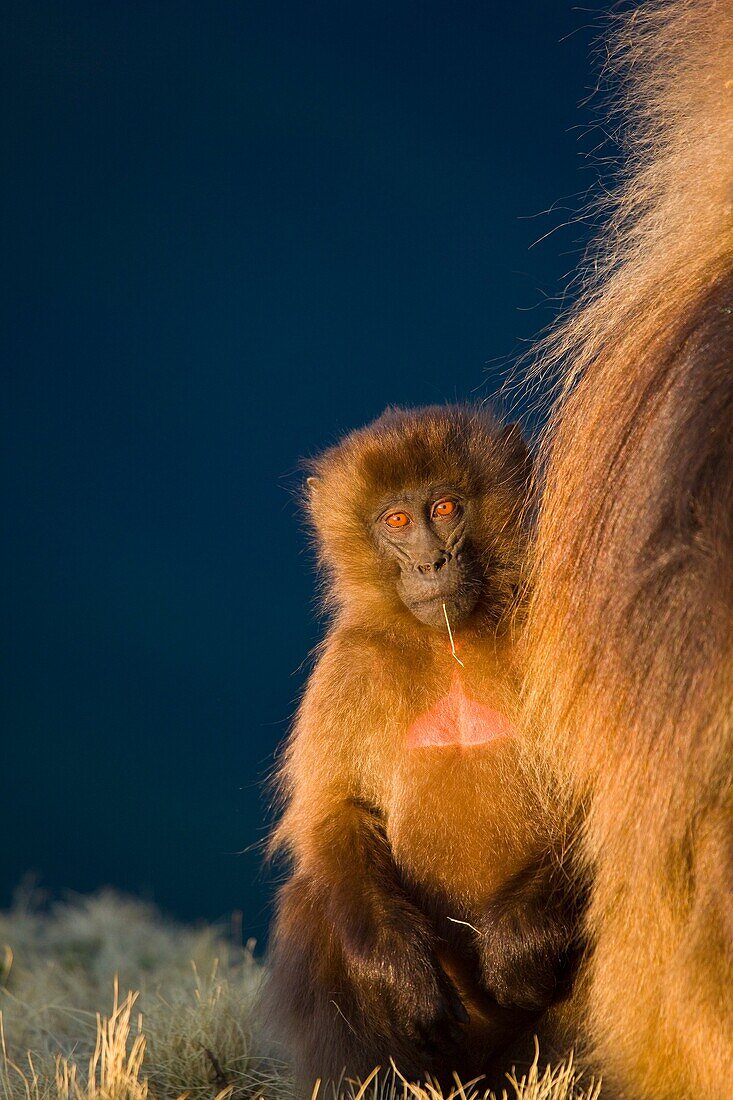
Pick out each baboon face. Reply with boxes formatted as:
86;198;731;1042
371;486;482;628
306;405;532;631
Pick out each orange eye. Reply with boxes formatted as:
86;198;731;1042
432;499;456;518
385;512;410;529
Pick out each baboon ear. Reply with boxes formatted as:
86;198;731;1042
306;476;320;494
500;422;533;472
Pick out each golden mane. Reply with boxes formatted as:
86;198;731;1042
523;2;733;1096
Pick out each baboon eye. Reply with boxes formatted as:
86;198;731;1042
432;499;457;518
385;512;411;529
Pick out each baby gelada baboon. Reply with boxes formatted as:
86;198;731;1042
265;405;580;1091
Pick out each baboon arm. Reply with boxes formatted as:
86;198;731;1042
268;635;382;868
267;796;468;1087
476;847;587;1012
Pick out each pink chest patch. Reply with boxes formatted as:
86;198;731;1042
406;674;515;749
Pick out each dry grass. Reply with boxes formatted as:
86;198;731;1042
0;891;598;1100
0;888;282;1100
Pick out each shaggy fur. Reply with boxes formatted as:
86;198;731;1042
266;406;583;1093
523;2;733;1097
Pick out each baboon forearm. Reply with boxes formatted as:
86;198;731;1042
267;798;467;1087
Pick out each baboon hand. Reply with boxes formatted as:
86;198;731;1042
475;903;575;1012
346;923;470;1053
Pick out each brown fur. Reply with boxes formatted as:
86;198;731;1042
523;2;733;1096
266;406;582;1092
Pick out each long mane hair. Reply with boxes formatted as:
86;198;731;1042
524;1;733;1094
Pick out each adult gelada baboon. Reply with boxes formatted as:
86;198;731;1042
524;1;733;1096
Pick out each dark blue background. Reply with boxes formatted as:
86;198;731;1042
2;1;601;941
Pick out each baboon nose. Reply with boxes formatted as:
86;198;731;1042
418;555;447;575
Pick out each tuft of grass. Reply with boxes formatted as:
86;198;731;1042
317;1042;600;1100
503;1045;600;1100
0;891;597;1100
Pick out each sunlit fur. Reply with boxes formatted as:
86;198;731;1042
523;2;733;1097
266;405;580;1092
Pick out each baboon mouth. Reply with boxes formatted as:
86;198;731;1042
413;589;455;603
405;588;479;628
410;589;460;609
